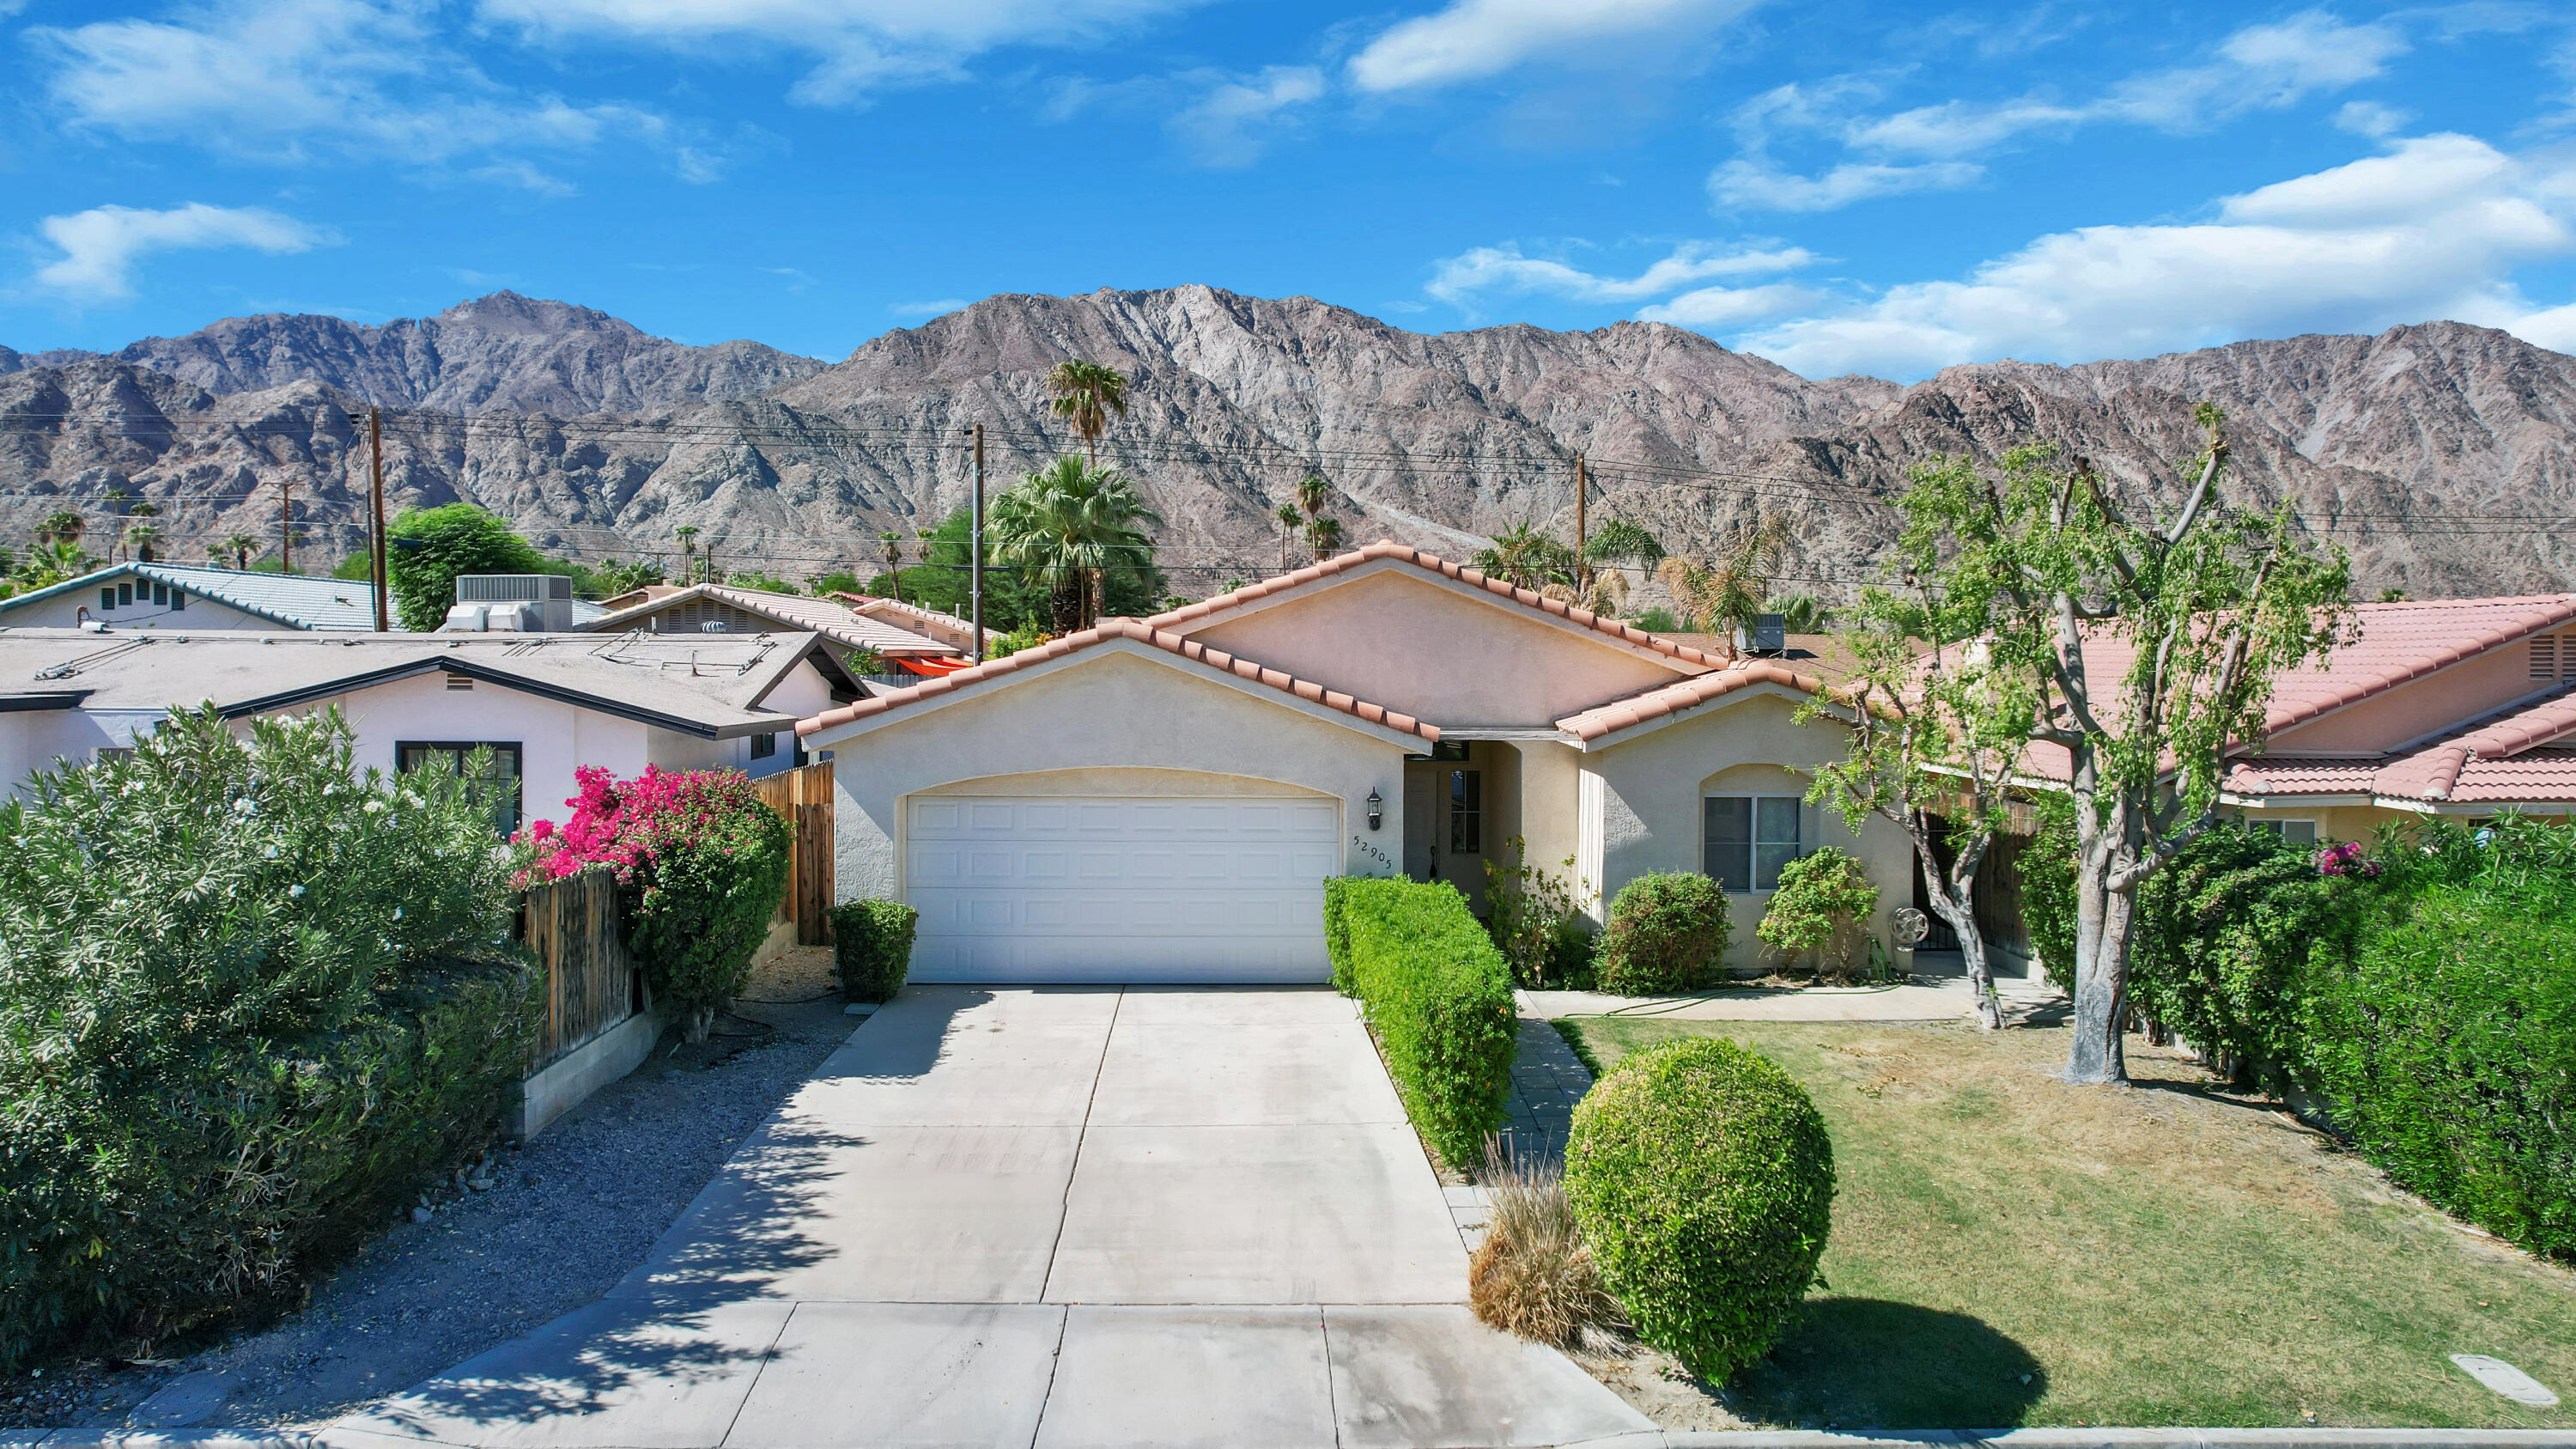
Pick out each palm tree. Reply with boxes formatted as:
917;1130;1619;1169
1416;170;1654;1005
879;532;905;604
1658;514;1789;644
989;455;1163;632
1305;515;1345;563
675;526;700;583
1471;522;1576;591
123;522;161;563
41;510;87;551
1274;502;1303;572
220;532;262;570
1047;361;1130;470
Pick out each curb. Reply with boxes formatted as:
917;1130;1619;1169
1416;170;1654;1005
1569;1434;2576;1449
1556;1422;2576;1433
2;1437;320;1449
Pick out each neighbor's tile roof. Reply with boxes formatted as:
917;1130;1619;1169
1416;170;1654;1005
833;594;985;642
798;616;1437;740
2228;685;2576;807
1147;541;1724;670
582;584;951;654
1554;660;1830;742
0;563;392;630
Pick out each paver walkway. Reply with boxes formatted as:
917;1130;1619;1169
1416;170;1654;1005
325;986;1651;1449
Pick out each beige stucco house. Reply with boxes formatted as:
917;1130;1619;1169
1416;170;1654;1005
798;543;1911;983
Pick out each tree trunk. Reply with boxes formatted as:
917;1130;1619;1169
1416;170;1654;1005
1930;875;2002;1031
2065;848;2134;1085
1048;576;1084;634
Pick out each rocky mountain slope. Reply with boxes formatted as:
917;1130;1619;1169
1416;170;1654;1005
4;286;2572;599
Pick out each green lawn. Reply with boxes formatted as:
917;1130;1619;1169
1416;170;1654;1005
1562;1015;2576;1431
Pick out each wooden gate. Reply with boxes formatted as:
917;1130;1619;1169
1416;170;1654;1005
753;761;836;945
519;866;645;1068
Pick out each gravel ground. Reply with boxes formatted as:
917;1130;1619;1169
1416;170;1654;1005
2;951;852;1436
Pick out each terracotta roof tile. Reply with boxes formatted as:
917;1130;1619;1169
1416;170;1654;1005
1146;541;1724;670
2227;685;2576;807
796;617;1437;741
2221;758;2382;796
1554;661;1828;742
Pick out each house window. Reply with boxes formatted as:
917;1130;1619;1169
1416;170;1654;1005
2248;819;2319;845
397;741;524;835
1448;769;1482;854
118;583;132;606
100;588;115;611
170;588;185;611
1705;795;1803;892
750;732;777;759
1430;740;1470;763
151;581;167;606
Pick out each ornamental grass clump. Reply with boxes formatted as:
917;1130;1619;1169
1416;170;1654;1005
0;708;536;1372
1594;872;1732;994
517;765;791;1041
1469;1142;1625;1349
1564;1036;1834;1382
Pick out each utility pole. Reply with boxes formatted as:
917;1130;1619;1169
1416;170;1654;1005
1573;451;1589;594
971;423;987;662
368;409;390;631
280;474;293;575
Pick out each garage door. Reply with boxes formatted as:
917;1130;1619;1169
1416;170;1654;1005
906;795;1342;982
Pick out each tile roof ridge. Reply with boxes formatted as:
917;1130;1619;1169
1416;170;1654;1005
796;613;1436;740
1554;657;1831;741
1142;538;1726;668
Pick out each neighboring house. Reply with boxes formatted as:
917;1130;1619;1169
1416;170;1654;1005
581;583;963;679
0;563;392;632
0;629;841;823
798;542;1909;984
829;593;987;655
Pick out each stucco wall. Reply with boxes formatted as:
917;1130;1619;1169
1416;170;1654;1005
1;584;302;632
1578;690;1914;971
816;648;1410;904
2272;626;2576;754
1177;567;1690;728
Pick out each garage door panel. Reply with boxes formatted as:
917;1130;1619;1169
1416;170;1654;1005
907;794;1338;983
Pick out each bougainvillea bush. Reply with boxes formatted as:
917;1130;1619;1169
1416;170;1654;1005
517;765;791;1041
0;708;535;1371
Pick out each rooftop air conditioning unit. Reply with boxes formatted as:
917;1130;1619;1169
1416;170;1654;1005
445;574;574;632
1735;612;1787;656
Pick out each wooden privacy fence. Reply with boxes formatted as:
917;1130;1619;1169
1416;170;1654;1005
519;866;646;1068
753;760;835;946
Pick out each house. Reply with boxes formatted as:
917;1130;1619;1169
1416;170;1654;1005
829;593;988;656
0;563;399;632
0;628;845;824
580;583;963;680
796;542;1911;983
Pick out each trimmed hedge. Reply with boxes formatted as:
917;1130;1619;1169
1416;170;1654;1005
1564;1036;1835;1381
0;709;538;1370
831;898;920;1002
2305;877;2576;1259
1595;872;1732;994
1322;877;1517;1168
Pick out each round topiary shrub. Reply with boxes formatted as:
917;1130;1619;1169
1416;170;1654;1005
1594;872;1733;993
1564;1037;1834;1381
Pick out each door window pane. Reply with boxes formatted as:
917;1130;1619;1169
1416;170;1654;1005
1449;770;1482;854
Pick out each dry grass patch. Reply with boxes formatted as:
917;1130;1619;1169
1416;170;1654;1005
1565;1015;2576;1432
1468;1143;1625;1349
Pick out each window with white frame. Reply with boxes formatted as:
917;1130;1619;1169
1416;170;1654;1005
1705;795;1802;891
2246;818;2319;845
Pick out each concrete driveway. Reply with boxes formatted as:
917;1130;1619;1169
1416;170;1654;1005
330;986;1651;1449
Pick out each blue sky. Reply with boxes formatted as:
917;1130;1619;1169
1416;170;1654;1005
3;0;2574;381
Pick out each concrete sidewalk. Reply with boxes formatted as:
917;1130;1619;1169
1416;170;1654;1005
323;986;1651;1449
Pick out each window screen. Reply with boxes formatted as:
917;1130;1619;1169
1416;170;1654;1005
396;742;525;835
2248;819;2319;845
1705;795;1804;891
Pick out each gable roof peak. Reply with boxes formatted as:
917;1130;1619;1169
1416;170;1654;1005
1147;539;1725;669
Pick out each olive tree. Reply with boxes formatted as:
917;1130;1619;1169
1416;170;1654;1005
1874;409;2348;1083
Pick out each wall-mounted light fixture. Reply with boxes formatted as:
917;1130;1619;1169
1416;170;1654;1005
1366;788;1383;831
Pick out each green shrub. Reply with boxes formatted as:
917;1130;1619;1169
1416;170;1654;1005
2019;798;2081;992
1564;1036;1834;1380
1483;837;1593;988
2129;824;2360;1088
1321;877;1517;1168
2301;818;2576;1259
0;709;537;1371
1755;847;1879;979
831;898;919;1002
1595;872;1732;994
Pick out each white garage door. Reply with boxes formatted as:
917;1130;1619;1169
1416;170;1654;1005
907;795;1342;983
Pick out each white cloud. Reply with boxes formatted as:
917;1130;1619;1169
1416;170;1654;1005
1715;10;2412;214
1636;281;1820;326
2334;100;2412;137
1425;239;1815;308
1729;134;2576;379
1168;66;1326;167
1346;0;1757;94
476;0;1206;104
890;298;968;316
33;0;696;179
29;202;337;302
1710;158;1982;211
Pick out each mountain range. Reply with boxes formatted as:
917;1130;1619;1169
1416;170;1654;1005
6;286;2574;600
